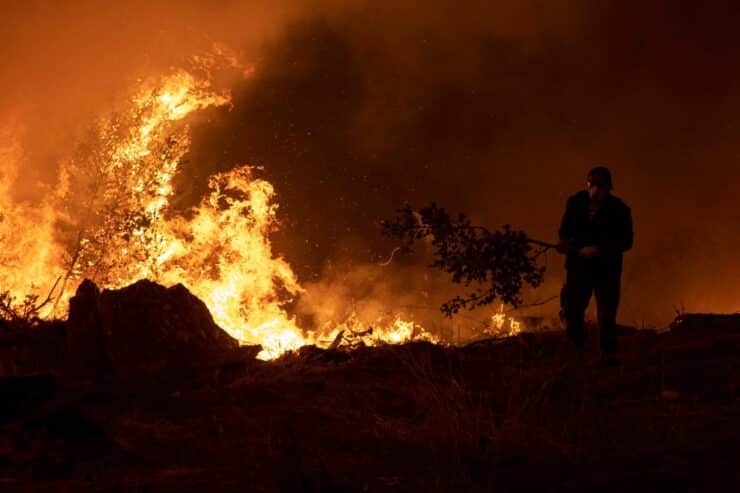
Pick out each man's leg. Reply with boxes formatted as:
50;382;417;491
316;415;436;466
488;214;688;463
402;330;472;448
561;264;593;349
594;271;621;355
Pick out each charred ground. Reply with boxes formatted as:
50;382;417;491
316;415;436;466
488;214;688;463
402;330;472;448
2;312;740;491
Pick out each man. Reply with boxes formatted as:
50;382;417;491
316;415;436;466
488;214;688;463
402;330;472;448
557;166;633;361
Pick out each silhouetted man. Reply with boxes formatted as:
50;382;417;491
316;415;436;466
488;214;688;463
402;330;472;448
558;167;633;361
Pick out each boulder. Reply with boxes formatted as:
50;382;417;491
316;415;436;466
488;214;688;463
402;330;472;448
97;280;240;375
67;279;109;375
67;279;241;376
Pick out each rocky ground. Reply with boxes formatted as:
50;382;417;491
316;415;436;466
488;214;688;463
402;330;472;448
2;317;740;492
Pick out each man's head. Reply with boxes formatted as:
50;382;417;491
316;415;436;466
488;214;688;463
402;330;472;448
587;166;613;201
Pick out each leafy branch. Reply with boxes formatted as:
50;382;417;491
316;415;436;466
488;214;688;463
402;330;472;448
381;203;552;317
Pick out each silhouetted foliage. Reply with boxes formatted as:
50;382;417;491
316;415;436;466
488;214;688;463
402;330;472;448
0;291;52;327
382;203;548;316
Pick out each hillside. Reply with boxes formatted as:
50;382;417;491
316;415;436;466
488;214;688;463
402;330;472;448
2;316;739;491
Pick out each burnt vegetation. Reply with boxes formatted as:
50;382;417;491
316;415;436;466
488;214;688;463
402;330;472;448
2;312;740;491
1;280;740;491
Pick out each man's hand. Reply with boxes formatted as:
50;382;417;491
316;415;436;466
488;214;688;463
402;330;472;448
578;245;601;258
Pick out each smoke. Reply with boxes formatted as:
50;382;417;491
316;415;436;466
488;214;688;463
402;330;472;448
294;261;453;337
3;1;740;328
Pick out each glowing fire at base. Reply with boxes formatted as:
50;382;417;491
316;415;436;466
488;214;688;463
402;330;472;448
489;304;523;338
0;55;520;359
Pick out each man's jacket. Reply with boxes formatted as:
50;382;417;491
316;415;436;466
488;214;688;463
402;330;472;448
558;190;633;272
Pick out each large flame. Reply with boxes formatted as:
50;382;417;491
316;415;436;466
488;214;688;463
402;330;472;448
57;66;306;359
0;57;521;359
0;122;62;313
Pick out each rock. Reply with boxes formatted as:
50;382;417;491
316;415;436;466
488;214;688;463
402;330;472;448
97;280;239;376
671;313;740;333
67;279;109;375
65;279;241;377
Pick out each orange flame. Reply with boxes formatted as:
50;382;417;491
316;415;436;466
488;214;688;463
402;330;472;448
0;122;63;313
0;54;521;359
488;304;522;337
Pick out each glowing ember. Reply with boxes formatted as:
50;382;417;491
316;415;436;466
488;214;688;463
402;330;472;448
488;304;523;337
317;313;441;348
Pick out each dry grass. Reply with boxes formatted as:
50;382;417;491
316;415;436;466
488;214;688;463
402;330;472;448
1;326;740;491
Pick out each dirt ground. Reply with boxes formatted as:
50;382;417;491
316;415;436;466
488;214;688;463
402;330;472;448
2;324;740;492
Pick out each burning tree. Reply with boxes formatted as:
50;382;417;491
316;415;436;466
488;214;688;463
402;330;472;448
52;70;307;359
2;52;523;356
57;71;228;290
382;203;552;316
0;62;312;358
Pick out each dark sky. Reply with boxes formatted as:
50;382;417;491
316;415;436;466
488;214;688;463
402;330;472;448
3;1;740;325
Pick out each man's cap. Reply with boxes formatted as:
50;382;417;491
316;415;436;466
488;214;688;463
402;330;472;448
587;166;613;188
